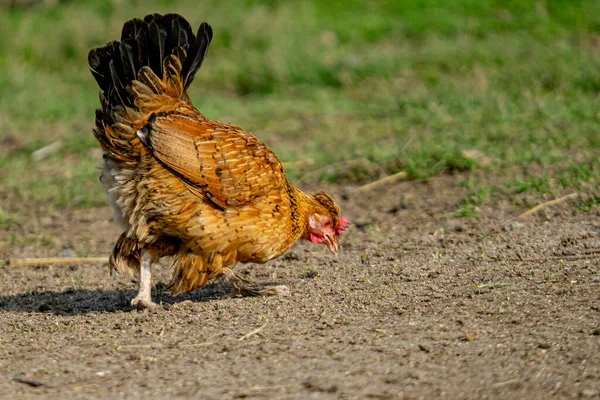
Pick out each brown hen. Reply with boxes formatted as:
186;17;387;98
88;13;349;309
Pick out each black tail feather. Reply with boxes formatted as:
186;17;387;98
146;18;167;78
89;13;212;115
165;15;192;52
181;22;213;90
119;40;137;85
89;41;118;93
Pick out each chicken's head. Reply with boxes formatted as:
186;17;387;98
306;192;350;253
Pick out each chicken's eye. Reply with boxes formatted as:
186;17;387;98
323;219;332;227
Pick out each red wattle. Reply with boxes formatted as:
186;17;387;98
309;232;323;243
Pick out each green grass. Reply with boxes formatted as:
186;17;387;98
453;188;490;219
0;0;599;220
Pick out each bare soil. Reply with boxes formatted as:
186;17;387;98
1;178;599;399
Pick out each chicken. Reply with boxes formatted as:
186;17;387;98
88;13;349;309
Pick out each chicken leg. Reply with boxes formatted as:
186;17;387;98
131;250;159;309
222;267;290;297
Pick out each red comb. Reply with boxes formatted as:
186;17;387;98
335;217;350;236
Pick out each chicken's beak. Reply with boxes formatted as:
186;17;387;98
323;234;339;254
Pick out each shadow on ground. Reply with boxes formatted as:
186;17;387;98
0;282;234;315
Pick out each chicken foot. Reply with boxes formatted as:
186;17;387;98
131;250;160;309
222;267;290;297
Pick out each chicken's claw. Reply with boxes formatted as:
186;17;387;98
131;296;161;311
223;267;290;297
254;285;290;297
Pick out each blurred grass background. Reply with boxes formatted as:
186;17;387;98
0;0;599;225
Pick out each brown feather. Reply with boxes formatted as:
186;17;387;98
138;112;286;209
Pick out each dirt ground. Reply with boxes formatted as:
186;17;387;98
0;177;599;399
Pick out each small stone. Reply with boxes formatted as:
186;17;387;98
446;219;465;232
504;221;525;231
581;389;599;397
465;332;476;342
326;385;337;393
59;248;76;258
536;349;547;357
